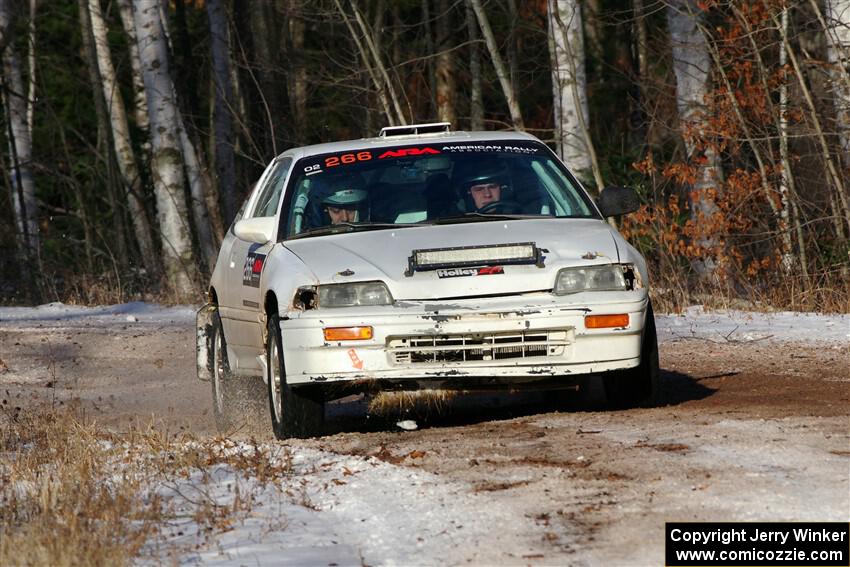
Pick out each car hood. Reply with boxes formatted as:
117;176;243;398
283;219;620;300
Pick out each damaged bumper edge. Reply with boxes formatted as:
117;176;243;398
280;293;648;386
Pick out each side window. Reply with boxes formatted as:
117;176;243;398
250;158;293;218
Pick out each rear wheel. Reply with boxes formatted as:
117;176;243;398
210;310;250;433
267;314;324;439
603;302;659;408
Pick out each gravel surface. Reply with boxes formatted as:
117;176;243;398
1;307;847;565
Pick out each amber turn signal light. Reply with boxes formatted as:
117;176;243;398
323;326;373;341
585;314;629;329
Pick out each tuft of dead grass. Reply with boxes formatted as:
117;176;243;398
650;267;850;315
0;404;292;566
367;389;458;417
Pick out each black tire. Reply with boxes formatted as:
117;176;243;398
266;314;324;439
210;310;251;434
603;302;660;408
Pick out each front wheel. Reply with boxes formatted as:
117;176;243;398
210;310;249;433
267;314;325;439
603;302;660;408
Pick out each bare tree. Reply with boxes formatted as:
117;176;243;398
287;0;308;143
822;0;850;169
768;1;850;237
547;0;604;191
88;0;159;278
435;0;456;125
465;0;483;130
1;0;39;263
25;0;35;136
334;0;393;126
115;0;148;134
666;0;723;276
133;0;197;297
469;0;523;129
350;0;407;125
78;0;130;271
207;0;238;225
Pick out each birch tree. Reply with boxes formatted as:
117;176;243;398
133;0;197;297
666;0;722;274
1;0;39;262
547;0;603;190
116;0;148;134
823;0;850;169
88;0;159;278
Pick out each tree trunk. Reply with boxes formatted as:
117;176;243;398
25;0;35;136
435;0;455;125
469;0;523;129
116;0;149;134
823;0;850;170
89;0;160;279
769;2;850;237
207;0;238;226
78;0;130;271
350;0;407;125
465;0;483;130
250;1;282;157
547;0;602;190
422;0;436;119
666;0;722;276
334;0;397;126
133;0;197;298
287;0;308;143
1;0;39;263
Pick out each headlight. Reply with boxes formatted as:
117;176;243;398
554;265;627;295
318;281;393;308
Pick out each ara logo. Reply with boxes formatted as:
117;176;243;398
242;248;266;288
378;147;441;159
436;266;504;278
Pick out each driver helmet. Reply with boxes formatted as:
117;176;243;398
320;180;369;223
456;160;510;211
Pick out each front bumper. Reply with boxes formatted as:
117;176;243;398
281;291;648;386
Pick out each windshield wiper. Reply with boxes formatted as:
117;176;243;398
290;222;418;239
432;212;538;225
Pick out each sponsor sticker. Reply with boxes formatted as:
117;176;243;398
242;244;266;288
436;266;505;279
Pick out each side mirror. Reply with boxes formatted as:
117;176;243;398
233;217;276;244
597;186;640;217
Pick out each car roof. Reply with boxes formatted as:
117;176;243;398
277;129;542;161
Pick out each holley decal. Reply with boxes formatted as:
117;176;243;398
436;266;505;279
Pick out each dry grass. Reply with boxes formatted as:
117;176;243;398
0;403;291;566
650;267;850;315
368;389;458;416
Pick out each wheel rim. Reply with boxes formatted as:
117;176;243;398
213;328;225;412
270;339;283;423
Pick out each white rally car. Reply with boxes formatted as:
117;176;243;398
197;123;658;439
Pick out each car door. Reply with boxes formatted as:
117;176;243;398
220;157;293;369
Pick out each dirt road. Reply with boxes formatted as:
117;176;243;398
1;310;848;564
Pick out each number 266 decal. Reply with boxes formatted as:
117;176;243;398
325;151;372;168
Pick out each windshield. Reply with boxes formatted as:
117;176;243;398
281;140;598;238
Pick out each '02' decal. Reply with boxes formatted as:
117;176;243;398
242;245;267;288
436;266;504;279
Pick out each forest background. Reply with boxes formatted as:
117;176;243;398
1;0;848;312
